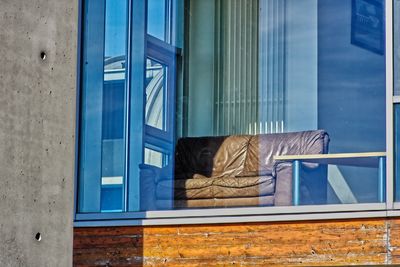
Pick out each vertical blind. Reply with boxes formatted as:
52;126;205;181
214;0;286;135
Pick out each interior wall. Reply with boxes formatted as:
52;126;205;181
187;0;215;137
285;0;318;132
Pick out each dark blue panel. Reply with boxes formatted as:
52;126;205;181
101;186;123;211
102;80;125;139
395;105;400;201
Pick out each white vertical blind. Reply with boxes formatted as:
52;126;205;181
214;0;286;135
260;0;286;134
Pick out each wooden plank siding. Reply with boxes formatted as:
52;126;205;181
74;218;400;266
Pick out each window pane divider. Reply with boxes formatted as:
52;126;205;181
385;0;394;209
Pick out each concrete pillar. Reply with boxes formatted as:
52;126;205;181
0;0;77;266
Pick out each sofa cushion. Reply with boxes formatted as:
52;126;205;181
156;175;275;200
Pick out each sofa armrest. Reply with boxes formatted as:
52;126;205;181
273;162;293;206
139;163;159;176
139;164;175;210
139;164;158;210
139;164;172;183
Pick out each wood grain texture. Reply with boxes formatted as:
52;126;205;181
74;218;400;266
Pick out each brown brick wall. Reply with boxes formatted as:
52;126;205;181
74;218;400;266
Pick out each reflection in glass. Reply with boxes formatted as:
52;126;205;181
145;58;167;130
79;0;387;214
147;0;167;41
79;0;127;212
101;0;127;212
144;147;167;168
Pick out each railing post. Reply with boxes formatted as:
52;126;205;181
293;160;301;206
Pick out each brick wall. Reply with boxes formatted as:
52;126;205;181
74;218;400;266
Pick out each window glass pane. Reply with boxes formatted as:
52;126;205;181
147;0;167;41
78;0;127;213
145;58;167;130
395;0;400;95
101;176;124;212
144;147;167;168
167;0;385;210
78;0;387;214
315;0;385;204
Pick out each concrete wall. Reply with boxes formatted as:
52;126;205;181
0;0;77;266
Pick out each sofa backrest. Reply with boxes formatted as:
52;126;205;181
174;130;329;179
243;130;329;176
174;135;251;179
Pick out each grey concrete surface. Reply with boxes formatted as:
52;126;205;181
0;0;77;266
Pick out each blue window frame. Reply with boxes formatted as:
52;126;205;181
78;0;180;213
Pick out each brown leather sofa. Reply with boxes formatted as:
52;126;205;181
140;130;329;210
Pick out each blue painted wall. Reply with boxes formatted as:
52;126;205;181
317;0;386;202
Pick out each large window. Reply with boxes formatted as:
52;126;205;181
77;0;390;220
